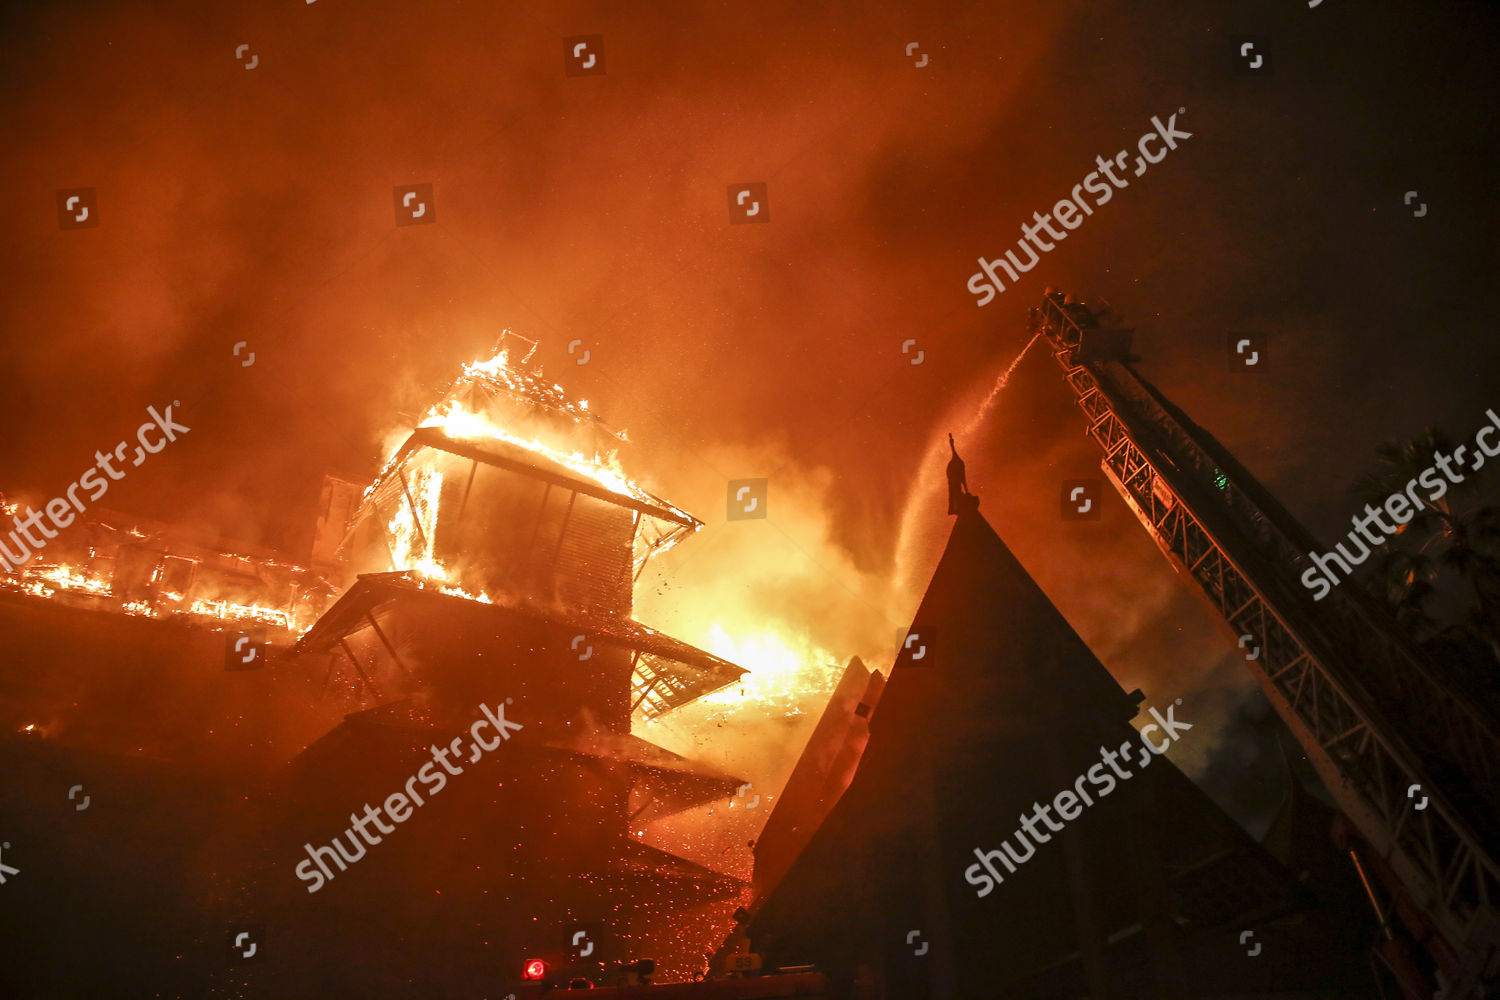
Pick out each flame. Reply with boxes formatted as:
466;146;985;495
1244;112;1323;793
376;465;501;603
0;556;321;632
373;465;501;604
0;562;112;599
186;599;291;630
417;397;667;511
438;582;494;604
357;341;698;608
386;467;445;576
458;348;590;417
1;560;111;599
698;624;842;710
369;344;694;526
36;564;112;596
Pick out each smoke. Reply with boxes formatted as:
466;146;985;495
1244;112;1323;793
893;330;1045;597
4;0;1499;856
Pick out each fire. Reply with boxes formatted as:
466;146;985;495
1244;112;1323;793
456;347;590;418
35;564;111;596
698;624;842;710
186;599;292;630
356;340;699;606
374;464;499;604
0;562;112;600
417;397;672;513
386;466;447;579
439;582;493;604
367;343;693;526
0;554;324;633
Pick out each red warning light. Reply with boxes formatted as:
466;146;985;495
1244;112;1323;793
523;959;547;981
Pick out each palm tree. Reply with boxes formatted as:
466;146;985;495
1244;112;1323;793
1362;546;1440;638
1351;428;1500;661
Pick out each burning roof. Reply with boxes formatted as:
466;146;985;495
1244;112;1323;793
0;494;339;636
343;339;701;606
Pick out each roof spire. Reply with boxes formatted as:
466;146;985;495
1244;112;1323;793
946;433;977;515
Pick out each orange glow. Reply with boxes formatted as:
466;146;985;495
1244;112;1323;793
363;342;700;608
0;562;112;600
370;344;695;527
385;465;447;581
1;555;323;632
186;599;292;630
419;396;652;506
698;624;841;711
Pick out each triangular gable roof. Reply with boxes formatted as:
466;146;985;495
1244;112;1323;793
746;507;1319;996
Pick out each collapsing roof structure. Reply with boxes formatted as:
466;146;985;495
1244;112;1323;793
295;571;745;718
0;492;340;637
313;336;746;718
352;335;700;578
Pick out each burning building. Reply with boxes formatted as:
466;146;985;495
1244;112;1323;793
275;335;760;989
303;333;740;720
0;335;776;995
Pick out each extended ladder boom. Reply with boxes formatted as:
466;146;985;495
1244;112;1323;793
1031;291;1500;996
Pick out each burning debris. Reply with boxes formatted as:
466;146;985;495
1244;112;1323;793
0;494;338;637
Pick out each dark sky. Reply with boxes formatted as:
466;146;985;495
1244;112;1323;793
2;0;1497;812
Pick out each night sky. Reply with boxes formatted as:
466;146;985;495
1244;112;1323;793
2;0;1498;828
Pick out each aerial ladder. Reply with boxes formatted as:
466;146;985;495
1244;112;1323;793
1029;291;1500;997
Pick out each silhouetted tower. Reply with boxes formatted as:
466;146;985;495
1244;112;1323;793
1029;290;1500;996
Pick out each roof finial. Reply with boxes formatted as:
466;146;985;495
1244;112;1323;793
946;433;977;515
